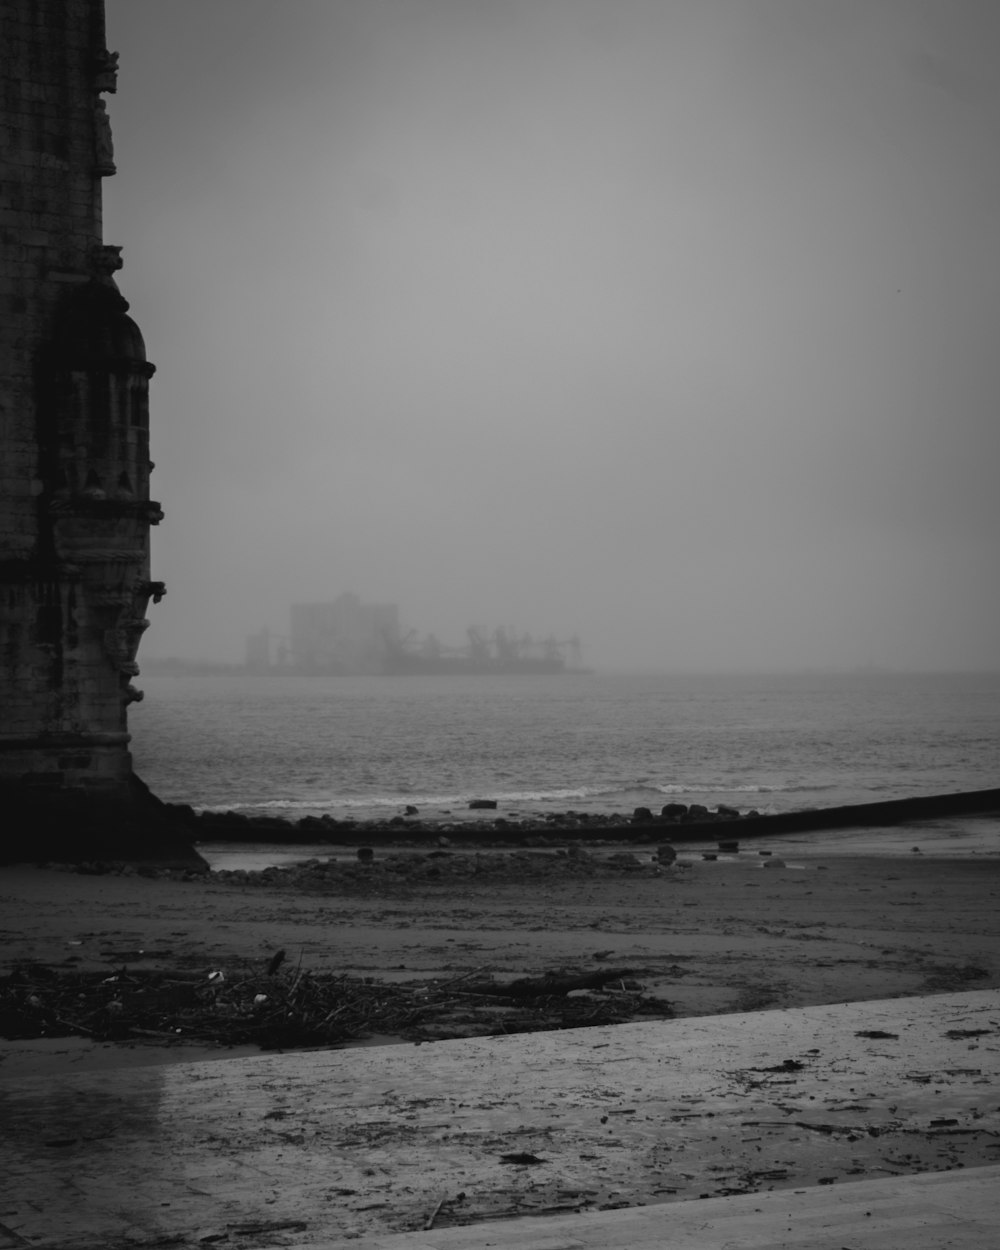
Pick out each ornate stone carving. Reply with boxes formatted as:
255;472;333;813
93;244;123;278
140;580;167;604
104;586;156;705
94;100;116;176
94;48;119;93
104;614;149;676
103;584;150;672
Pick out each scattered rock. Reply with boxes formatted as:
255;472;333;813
607;852;641;868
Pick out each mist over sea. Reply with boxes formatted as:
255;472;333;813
129;671;1000;823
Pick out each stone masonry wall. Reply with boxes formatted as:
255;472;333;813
1;0;162;794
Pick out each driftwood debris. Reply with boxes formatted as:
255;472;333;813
1;962;670;1051
468;968;637;999
424;1196;447;1231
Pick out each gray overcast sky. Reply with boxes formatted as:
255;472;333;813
104;0;1000;672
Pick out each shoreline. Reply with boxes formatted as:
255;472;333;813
164;786;1000;848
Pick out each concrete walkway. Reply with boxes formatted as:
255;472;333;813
1;990;997;1247
321;1165;1000;1249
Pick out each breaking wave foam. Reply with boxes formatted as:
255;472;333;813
200;779;843;817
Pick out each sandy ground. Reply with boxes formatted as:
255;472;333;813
2;820;998;1077
2;823;999;1244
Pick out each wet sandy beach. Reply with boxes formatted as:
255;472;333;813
2;817;998;1074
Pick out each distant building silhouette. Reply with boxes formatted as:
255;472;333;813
290;593;400;674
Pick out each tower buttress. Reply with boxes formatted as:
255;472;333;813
0;1;200;867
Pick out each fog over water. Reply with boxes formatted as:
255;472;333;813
105;0;1000;673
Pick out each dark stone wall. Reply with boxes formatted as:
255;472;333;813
1;2;200;866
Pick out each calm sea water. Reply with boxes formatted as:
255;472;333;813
128;670;1000;822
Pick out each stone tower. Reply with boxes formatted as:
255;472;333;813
1;0;201;864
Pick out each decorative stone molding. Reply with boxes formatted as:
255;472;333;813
61;550;154;564
47;498;164;524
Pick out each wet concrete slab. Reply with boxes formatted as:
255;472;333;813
1;990;997;1247
317;1164;1000;1249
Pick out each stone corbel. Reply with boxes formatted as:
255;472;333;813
92;245;123;279
94;48;119;94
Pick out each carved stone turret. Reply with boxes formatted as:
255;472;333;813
0;0;203;867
